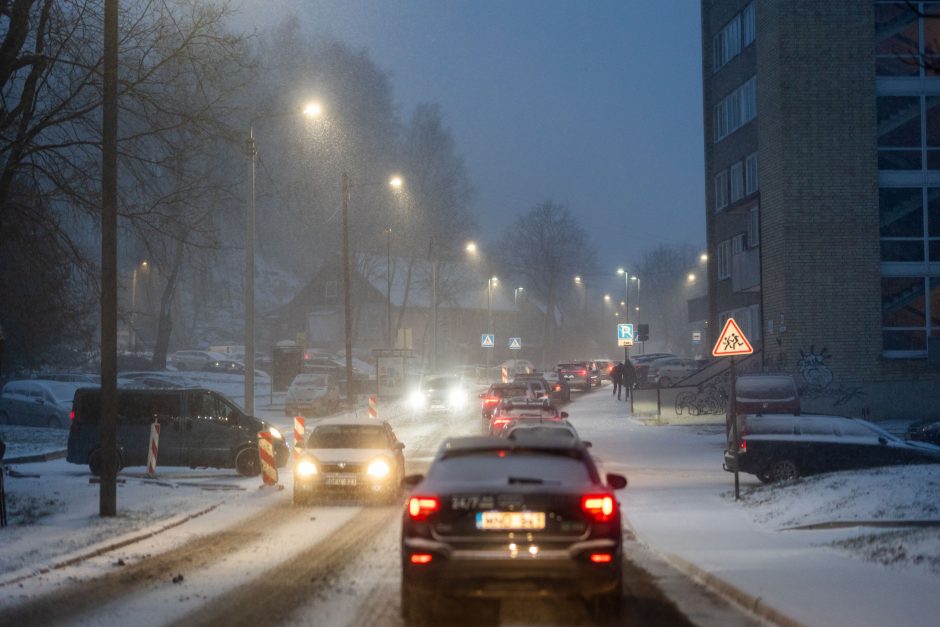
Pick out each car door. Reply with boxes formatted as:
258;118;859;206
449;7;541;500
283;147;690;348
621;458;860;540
1;382;30;425
183;391;232;467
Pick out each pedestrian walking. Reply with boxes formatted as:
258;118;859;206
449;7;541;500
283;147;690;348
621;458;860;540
611;362;623;400
622;359;636;400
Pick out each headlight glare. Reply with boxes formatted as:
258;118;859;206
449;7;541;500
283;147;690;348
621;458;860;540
296;460;317;476
367;459;391;478
408;390;426;410
268;427;283;440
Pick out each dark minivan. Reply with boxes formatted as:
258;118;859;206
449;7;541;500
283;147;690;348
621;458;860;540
67;387;289;476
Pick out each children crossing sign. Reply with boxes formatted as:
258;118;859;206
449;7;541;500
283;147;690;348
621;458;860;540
712;318;753;357
617;323;634;347
481;334;495;348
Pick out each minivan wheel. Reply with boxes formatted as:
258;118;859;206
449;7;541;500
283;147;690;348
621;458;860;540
88;448;124;476
235;447;261;477
769;459;800;482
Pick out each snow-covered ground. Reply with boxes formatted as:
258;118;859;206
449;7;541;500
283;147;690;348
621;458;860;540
1;383;939;626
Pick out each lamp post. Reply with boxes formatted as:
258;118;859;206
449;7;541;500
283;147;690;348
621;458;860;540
244;103;322;415
487;276;498;366
617;268;631;362
130;261;148;352
385;226;392;347
633;276;642;354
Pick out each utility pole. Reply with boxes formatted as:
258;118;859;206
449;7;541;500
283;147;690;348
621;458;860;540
99;0;119;517
244;128;257;416
342;173;354;404
385;227;392;347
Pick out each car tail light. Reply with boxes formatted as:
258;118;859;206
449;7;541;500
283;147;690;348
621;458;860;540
492;417;511;429
70;410;75;421
579;369;586;376
408;496;439;520
410;553;433;565
590;553;613;563
581;494;615;522
483;397;499;405
554;384;561;392
739;439;747;453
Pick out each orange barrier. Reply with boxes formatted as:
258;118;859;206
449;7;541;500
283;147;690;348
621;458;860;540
147;421;160;477
501;367;509;383
368;395;378;419
258;431;278;486
293;416;305;458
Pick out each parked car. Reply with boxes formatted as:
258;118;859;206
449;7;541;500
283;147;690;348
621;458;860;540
724;414;940;483
647;357;704;387
488;397;567;437
735;373;801;416
293;417;405;505
170;350;226;372
400;437;628;624
0;379;84;429
557;362;592;391
285;373;341;417
592;359;615;380
36;372;100;384
67;387;289;476
408;374;469;416
906;420;940;446
630;353;676;388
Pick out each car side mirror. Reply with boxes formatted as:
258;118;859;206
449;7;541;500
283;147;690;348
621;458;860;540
607;473;628;490
394;441;405;450
561;411;569;418
582;440;592;448
402;473;424;489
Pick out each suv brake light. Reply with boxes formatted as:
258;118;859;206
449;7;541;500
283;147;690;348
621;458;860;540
739;438;747;453
581;494;615;522
579;369;586;376
492;417;511;428
70;409;75;421
408;496;439;520
483;397;499;405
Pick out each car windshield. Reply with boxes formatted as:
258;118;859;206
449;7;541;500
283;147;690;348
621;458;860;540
557;363;584;370
424;375;459;390
736;376;796;400
430;450;592;484
507;426;577;441
307;425;387;449
493;386;528;398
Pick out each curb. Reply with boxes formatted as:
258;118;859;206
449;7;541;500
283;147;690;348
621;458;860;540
2;449;67;465
622;517;806;627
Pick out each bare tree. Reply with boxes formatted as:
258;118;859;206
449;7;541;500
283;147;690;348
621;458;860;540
634;243;699;354
495;201;597;364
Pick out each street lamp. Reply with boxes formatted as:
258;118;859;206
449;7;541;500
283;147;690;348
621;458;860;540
245;102;323;416
688;272;696;283
131;260;149;352
465;241;478;255
487;276;498;366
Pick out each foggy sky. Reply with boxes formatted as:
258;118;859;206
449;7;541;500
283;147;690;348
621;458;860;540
232;0;705;277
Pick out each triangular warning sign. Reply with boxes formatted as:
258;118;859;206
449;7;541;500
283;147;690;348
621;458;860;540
481;334;495;348
712;317;754;357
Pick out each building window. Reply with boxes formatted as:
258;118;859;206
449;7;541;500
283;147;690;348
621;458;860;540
714;170;729;211
730;162;744;203
717;240;731;280
882;276;939;356
713;3;755;72
324;280;338;299
875;2;940;78
745;152;759;194
747;206;760;248
714;77;757;142
732;233;746;255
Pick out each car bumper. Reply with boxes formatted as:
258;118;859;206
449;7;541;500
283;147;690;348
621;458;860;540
402;537;621;598
294;473;398;496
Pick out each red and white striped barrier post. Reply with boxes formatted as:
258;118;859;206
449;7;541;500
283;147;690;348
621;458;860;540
258;431;278;486
368;395;378;419
293;416;305;460
147;420;160;477
501;367;509;383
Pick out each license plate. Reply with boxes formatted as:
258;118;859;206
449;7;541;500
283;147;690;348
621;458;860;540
324;475;357;486
476;511;546;530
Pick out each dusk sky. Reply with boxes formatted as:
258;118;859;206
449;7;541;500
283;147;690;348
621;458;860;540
235;0;705;270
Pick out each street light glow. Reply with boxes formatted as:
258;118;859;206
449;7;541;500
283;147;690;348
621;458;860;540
491;276;499;284
389;176;403;189
465;241;477;254
302;102;323;117
688;273;696;283
617;267;625;275
700;253;708;263
604;294;611;301
574;275;582;284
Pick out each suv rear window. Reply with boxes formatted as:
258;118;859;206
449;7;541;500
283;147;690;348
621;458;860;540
736;376;797;400
430;450;593;484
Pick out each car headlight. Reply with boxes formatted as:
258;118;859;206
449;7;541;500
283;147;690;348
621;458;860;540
367;459;391;478
448;388;467;409
296;459;318;477
268;426;283;440
408;389;426;410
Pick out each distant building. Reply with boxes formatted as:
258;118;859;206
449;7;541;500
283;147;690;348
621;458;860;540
701;1;940;419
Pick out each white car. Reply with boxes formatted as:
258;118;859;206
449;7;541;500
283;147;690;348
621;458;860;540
293;417;405;504
285;373;341;417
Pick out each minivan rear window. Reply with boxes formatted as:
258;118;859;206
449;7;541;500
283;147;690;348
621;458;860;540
736;376;797;400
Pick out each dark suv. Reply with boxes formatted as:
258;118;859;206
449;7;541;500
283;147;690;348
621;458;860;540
557;362;592;391
67;387;289;476
479;381;538;432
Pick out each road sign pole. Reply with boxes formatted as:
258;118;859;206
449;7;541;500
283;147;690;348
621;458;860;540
730;356;740;501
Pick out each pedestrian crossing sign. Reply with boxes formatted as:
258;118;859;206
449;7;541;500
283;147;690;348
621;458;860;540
509;337;522;350
481;334;495;348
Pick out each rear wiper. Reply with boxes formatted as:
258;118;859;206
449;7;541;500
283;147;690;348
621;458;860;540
507;476;547;485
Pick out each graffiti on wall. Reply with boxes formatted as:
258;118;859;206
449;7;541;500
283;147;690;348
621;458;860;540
796;345;864;406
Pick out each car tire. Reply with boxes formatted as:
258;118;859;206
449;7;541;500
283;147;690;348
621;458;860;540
234;446;261;477
768;458;800;482
590;589;623;625
88;448;124;477
757;471;774;484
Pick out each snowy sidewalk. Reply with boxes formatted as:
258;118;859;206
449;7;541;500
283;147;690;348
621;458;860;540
567;391;940;627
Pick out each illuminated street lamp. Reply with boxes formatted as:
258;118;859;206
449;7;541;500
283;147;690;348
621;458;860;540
487;276;499;365
688;272;696;283
574;275;582;284
130;260;149;352
603;294;611;302
465;241;478;255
